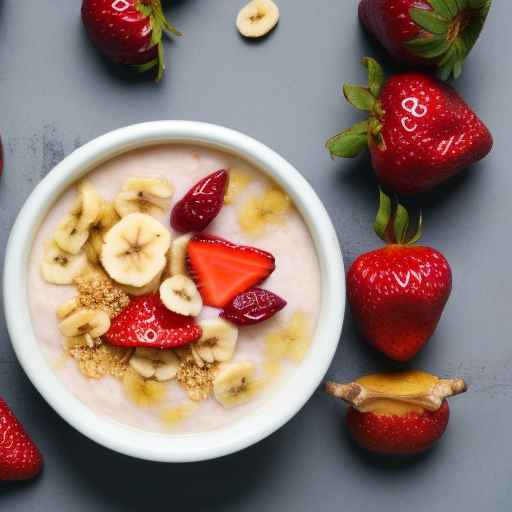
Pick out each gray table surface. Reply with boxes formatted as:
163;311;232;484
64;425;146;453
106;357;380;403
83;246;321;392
1;0;510;510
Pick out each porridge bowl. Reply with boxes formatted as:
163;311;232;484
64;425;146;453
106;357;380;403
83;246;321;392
4;121;344;462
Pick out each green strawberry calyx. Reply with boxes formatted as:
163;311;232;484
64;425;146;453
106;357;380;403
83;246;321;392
374;189;423;245
407;0;492;81
133;0;182;81
325;58;385;160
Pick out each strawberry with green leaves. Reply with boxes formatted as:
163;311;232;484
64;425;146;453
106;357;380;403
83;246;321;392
326;58;492;195
347;190;452;362
81;0;181;80
359;0;492;80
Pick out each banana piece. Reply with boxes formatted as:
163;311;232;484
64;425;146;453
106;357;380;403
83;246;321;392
160;275;203;316
84;201;120;264
169;233;192;276
195;318;238;363
56;297;80;319
114;177;174;218
54;181;102;254
59;308;111;337
123;368;167;407
40;240;88;285
213;362;263;408
129;347;179;382
236;0;280;38
119;270;163;297
101;213;171;287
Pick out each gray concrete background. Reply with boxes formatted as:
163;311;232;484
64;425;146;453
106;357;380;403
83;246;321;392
0;0;510;510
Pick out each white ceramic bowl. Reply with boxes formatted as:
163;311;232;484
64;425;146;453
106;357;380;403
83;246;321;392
4;121;344;462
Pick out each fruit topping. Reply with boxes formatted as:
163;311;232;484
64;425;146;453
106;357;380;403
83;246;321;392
326;371;467;455
194;318;238;364
168;233;193;276
221;287;286;325
114;176;174;218
224;169;252;204
84;201;120;264
171;170;229;233
159;275;203;316
101;212;171;287
265;311;311;363
59;309;111;348
236;0;280;38
239;187;290;236
187;235;276;308
105;293;202;349
128;347;179;382
0;398;43;481
40;240;88;285
123;368;167;407
213;362;264;408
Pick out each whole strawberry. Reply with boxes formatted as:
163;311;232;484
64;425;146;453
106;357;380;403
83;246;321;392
359;0;492;80
326;58;492;195
81;0;181;80
0;398;43;481
347;190;452;361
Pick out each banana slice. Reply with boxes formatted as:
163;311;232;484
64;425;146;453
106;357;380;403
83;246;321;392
236;0;280;38
114;177;174;218
84;201;120;264
123;368;167;407
213;362;263;408
160;275;203;316
56;297;80;319
54;181;102;254
169;233;192;276
40;240;88;285
101;213;171;287
119;270;163;297
129;347;179;382
195;318;238;363
59;309;111;348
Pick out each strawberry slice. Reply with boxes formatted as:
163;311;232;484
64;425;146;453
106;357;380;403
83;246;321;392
105;294;202;349
187;235;276;308
171;170;229;232
220;288;287;326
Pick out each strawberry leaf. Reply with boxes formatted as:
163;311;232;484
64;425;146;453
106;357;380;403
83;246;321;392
362;57;384;98
374;189;392;241
410;8;450;34
407;212;423;245
326;126;368;159
406;35;451;58
343;84;376;111
393;203;410;244
427;0;454;18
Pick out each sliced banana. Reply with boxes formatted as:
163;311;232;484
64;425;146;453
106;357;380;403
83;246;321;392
169;233;192;276
101;213;171;287
236;0;280;38
160;275;203;316
56;297;80;319
114;177;174;218
84;201;120;264
40;240;88;285
119;270;163;297
54;181;102;254
129;347;179;382
59;308;111;338
195;318;238;363
213;362;263;408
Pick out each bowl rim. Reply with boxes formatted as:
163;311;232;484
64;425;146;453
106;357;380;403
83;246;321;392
3;121;344;462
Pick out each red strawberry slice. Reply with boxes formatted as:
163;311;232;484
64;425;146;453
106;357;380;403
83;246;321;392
105;294;202;349
171;170;229;233
0;398;43;481
187;235;276;308
221;288;287;326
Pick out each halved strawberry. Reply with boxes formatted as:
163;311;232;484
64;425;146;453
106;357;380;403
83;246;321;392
187;235;276;308
105;294;202;349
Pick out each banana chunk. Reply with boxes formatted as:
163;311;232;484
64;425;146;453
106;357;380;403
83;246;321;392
101;213;171;287
84;201;120;264
119;270;163;297
236;0;280;38
160;275;203;316
129;347;179;382
56;297;80;319
59;308;111;347
169;233;192;276
54;181;102;254
114;177;174;218
40;240;88;285
195;318;238;363
213;362;263;408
